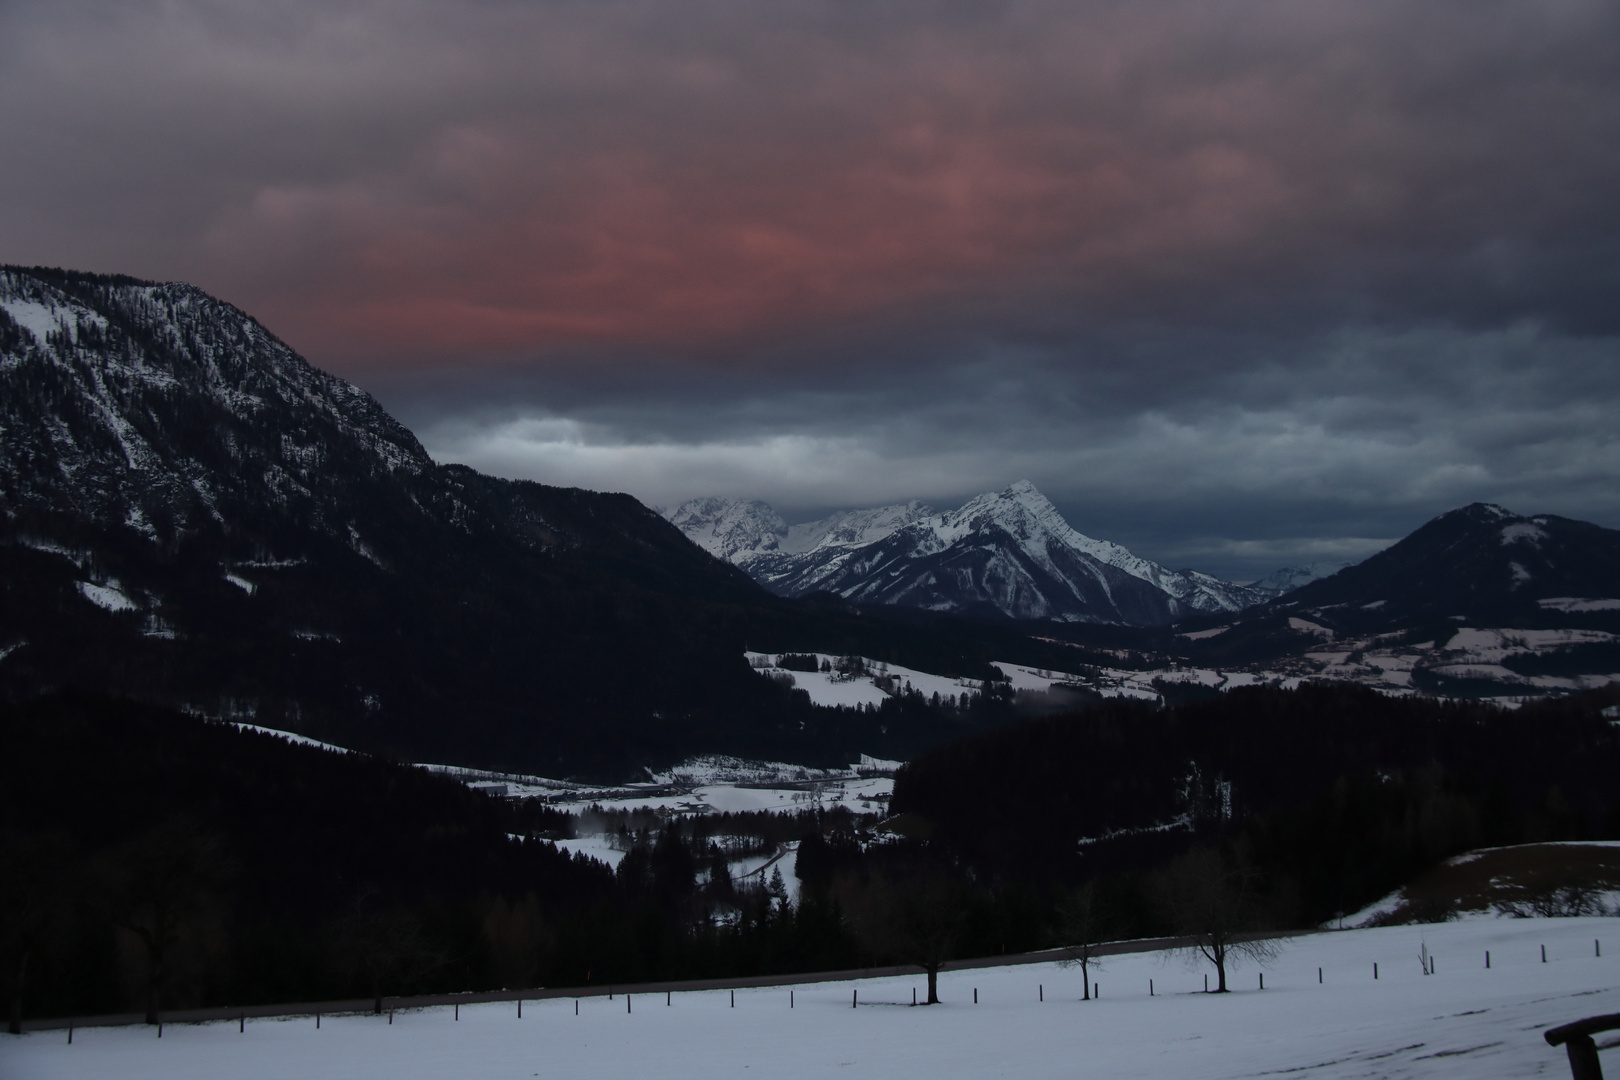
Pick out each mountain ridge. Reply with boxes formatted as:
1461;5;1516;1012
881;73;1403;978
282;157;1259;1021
665;482;1269;626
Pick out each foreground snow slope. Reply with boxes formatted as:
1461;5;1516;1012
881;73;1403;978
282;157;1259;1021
7;917;1615;1080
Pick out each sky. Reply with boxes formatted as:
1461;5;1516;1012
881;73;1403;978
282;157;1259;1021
3;0;1618;580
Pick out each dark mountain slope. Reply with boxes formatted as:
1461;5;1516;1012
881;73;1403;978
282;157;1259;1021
1281;502;1620;626
0;267;951;775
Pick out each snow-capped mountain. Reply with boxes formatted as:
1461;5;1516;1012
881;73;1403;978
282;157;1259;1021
1244;562;1352;598
0;268;432;544
665;482;1269;625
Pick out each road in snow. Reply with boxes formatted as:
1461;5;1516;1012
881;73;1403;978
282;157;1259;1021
6;916;1614;1080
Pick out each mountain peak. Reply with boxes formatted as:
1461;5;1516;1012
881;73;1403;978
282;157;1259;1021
667;482;1268;625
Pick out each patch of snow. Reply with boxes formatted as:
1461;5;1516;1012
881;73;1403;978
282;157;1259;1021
76;580;138;612
224;572;257;594
1178;626;1229;640
1288;617;1334;639
1361;600;1386;610
1508;561;1531;586
230;723;349;753
550;835;631;869
1539;597;1620;613
1500;522;1549;547
0;297;64;342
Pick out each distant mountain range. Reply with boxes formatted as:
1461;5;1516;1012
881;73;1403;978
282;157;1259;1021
666;483;1308;625
3;265;1614;778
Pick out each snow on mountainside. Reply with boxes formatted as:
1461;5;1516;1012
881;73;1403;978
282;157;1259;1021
1245;562;1351;597
666;482;1269;626
0;268;431;542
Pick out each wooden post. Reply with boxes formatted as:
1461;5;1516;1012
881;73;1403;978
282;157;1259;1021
790;991;794;1008
455;1003;458;1021
1597;940;1602;958
1543;945;1548;963
575;1000;579;1015
912;987;917;1005
1150;979;1154;996
67;1025;72;1045
731;990;735;1008
389;1009;393;1025
240;1013;245;1033
158;1021;163;1038
1374;963;1378;980
1318;967;1323;984
627;995;631;1014
1094;983;1099;998
1260;973;1264;990
1562;1035;1603;1080
1486;951;1491;969
853;989;857;1009
1039;984;1043;1002
1204;974;1208;992
1547;1017;1620;1080
973;988;978;1004
667;992;671;1006
518;999;521;1019
317;1012;321;1029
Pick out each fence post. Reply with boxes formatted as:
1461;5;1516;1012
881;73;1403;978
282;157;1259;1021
1486;951;1491;969
455;1004;458;1021
1039;984;1043;1002
1543;945;1548;963
853;989;857;1009
1374;963;1378;980
1260;973;1264;990
1318;967;1323;984
518;999;522;1019
974;988;978;1004
1150;979;1154;996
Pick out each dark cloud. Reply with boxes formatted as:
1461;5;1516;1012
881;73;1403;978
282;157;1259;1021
3;0;1618;578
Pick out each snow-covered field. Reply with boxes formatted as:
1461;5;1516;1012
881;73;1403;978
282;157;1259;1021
6;917;1615;1080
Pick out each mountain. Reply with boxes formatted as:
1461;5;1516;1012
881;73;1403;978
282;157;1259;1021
664;482;1268;625
1243;562;1351;597
1165;503;1620;699
1276;503;1620;626
2;266;1008;776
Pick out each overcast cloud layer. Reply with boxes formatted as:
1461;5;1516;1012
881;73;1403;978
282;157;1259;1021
4;0;1618;578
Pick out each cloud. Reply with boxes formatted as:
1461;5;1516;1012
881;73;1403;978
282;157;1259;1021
4;0;1619;576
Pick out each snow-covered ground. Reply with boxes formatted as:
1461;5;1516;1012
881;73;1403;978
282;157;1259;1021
7;917;1615;1080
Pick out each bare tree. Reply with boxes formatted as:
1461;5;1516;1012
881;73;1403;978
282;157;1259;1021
101;821;230;1025
1;831;73;1034
845;869;967;1004
1055;880;1107;1001
1153;846;1278;993
331;892;445;1014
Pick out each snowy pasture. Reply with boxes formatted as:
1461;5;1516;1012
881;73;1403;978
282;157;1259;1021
6;917;1615;1080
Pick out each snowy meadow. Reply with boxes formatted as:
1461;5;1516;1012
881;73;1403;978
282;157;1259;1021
5;917;1614;1080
